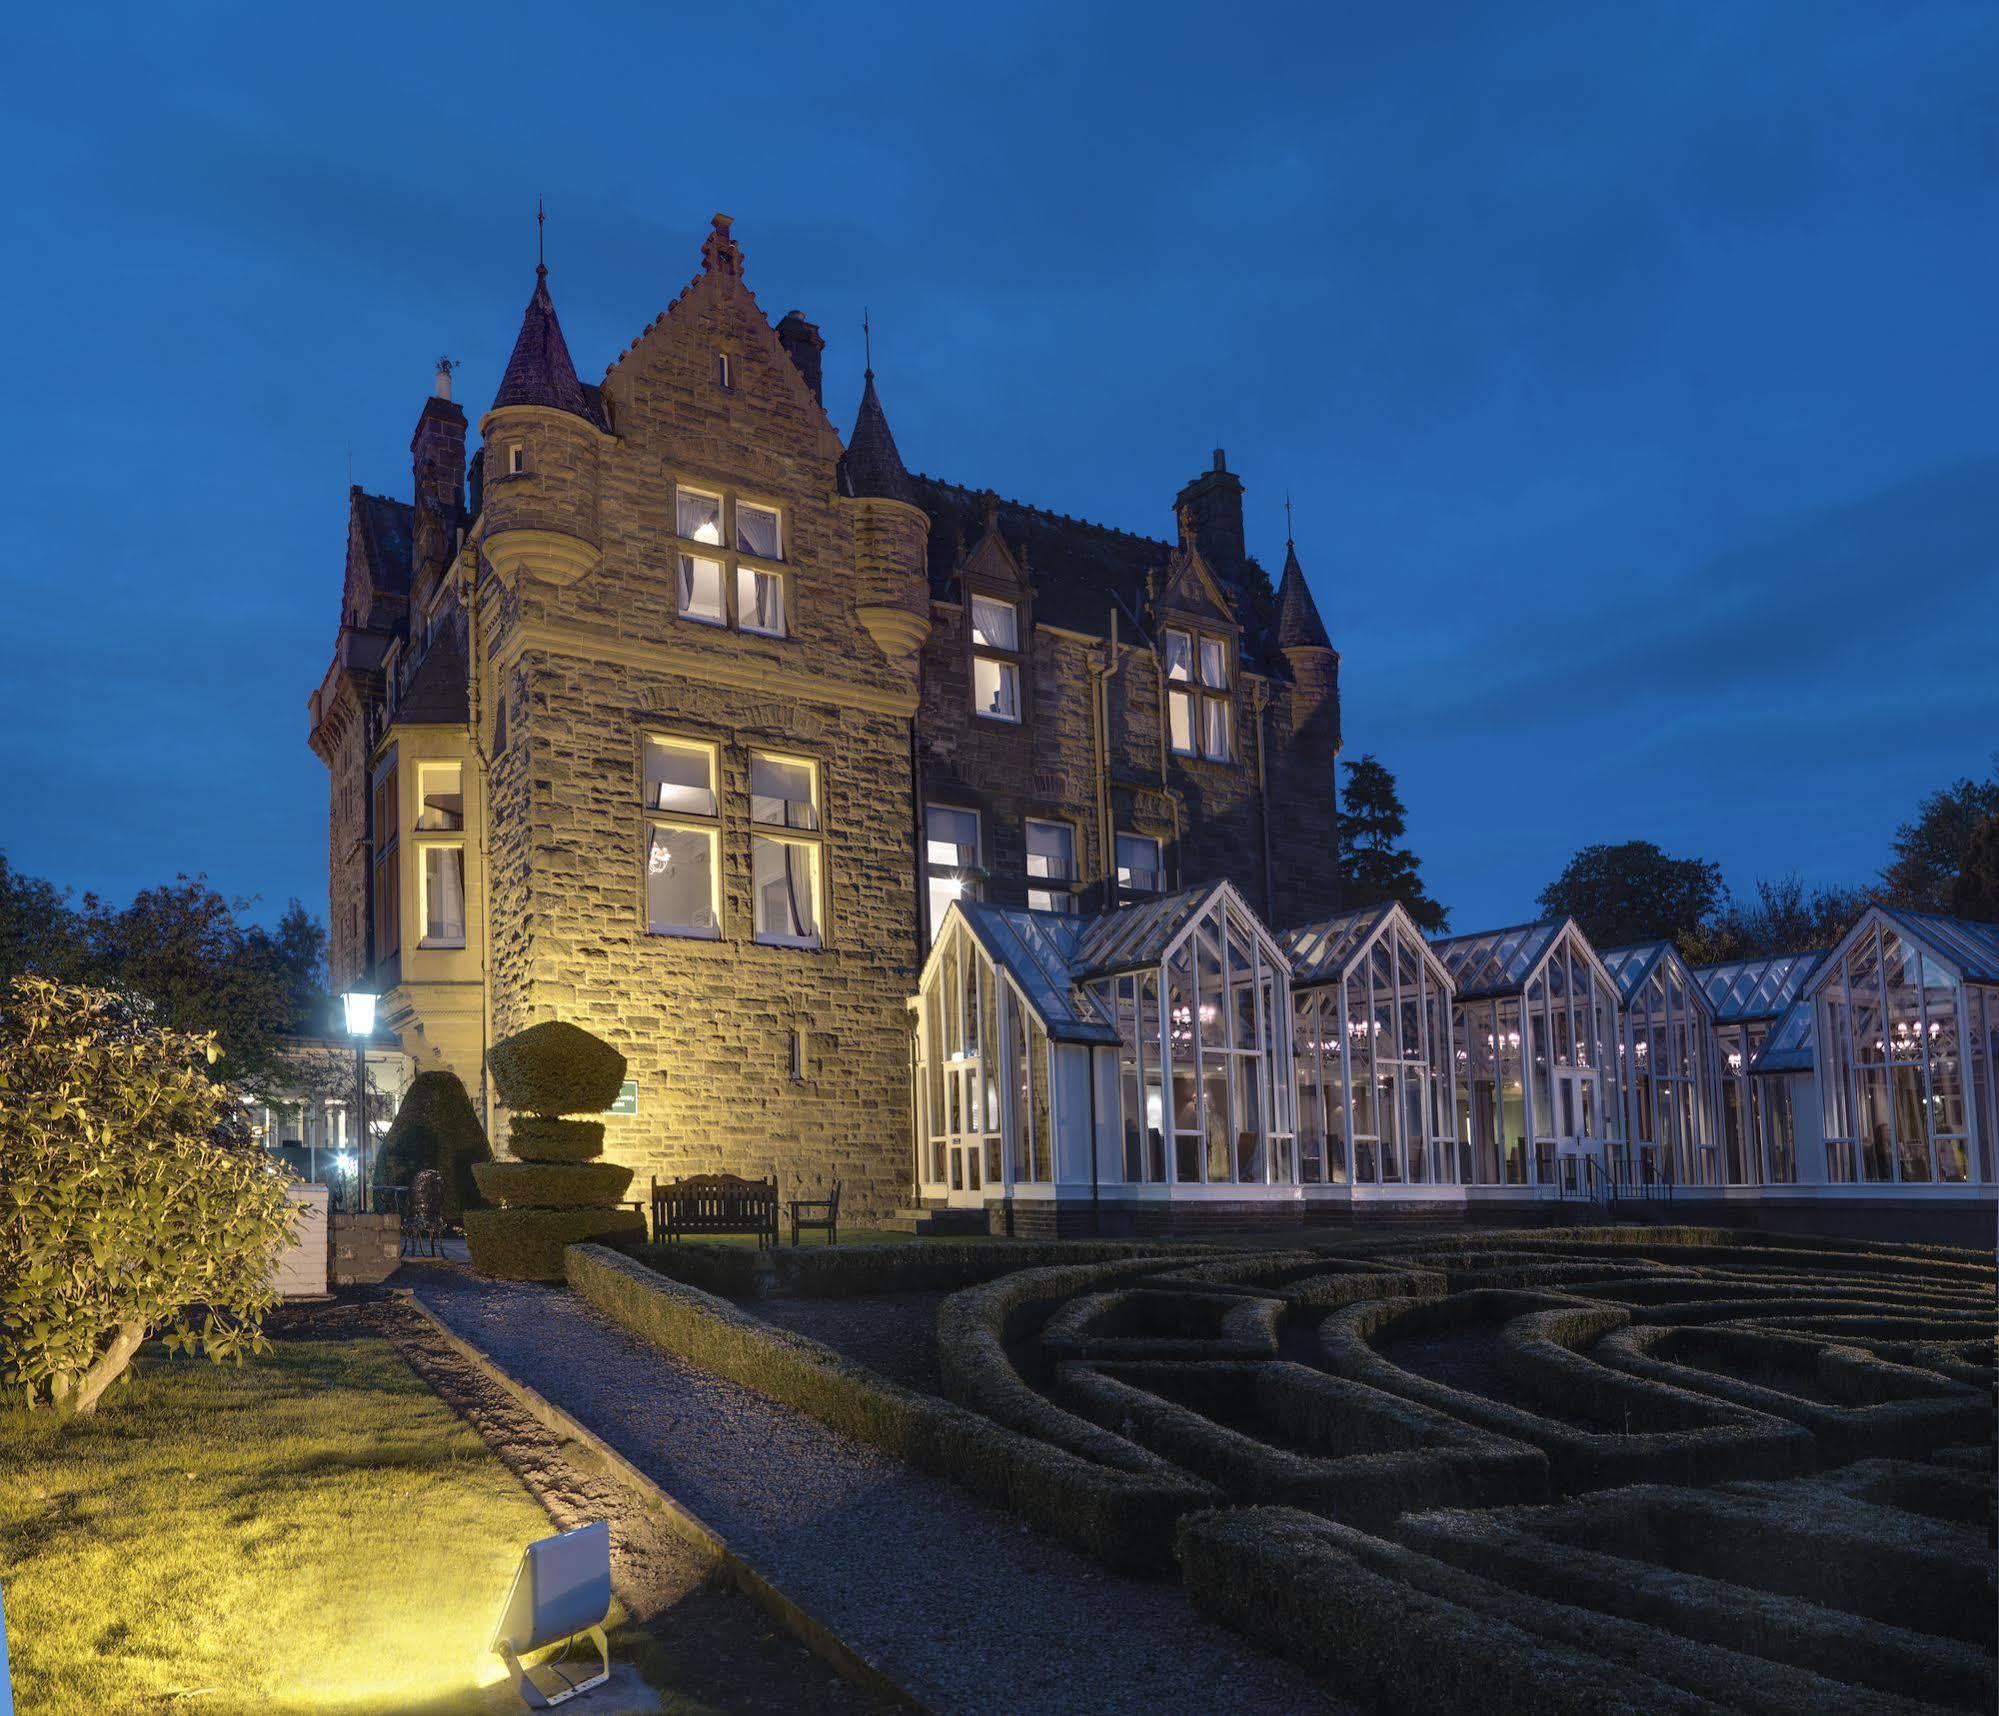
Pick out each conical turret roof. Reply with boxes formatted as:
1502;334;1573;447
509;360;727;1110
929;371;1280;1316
1275;539;1334;651
492;266;591;421
840;370;916;506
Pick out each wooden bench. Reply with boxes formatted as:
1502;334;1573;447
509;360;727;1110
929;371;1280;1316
651;1173;779;1249
788;1180;841;1248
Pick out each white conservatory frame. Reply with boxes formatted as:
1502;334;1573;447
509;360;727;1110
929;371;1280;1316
1602;941;1723;1190
1284;903;1460;1200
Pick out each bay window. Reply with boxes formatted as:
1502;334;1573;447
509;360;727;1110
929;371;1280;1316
1025;819;1077;912
970;595;1022;722
644;737;720;938
751;751;822;948
414;760;465;948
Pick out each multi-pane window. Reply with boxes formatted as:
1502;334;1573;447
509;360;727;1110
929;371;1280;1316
925;804;981;943
750;752;821;948
1024;819;1077;912
1164;626;1233;761
371;757;400;962
675;485;784;636
1115;831;1162;896
414;761;465;948
643;737;720;939
970;595;1021;722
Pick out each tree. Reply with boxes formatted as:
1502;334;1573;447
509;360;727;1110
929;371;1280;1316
1881;757;1999;912
1537;840;1726;951
0;977;300;1415
1678;873;1871;965
79;879;328;1097
1337;755;1449;933
374;1070;492;1221
0;851;85;985
1952;815;1999;922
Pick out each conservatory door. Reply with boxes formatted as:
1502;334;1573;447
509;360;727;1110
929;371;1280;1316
1553;1069;1602;1196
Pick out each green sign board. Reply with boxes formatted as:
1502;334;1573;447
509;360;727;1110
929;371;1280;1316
606;1079;639;1116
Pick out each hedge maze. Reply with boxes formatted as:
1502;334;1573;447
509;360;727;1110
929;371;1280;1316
579;1228;1994;1714
945;1228;1997;1714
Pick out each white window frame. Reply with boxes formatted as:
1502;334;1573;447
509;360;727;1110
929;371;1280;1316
674;482;787;637
1116;831;1163;897
735;500;784;561
717;351;734;390
642;735;722;940
411;760;466;950
925;803;982;944
1164;627;1233;761
1025;817;1078;913
969;593;1023;724
507;441;525;476
750;750;824;950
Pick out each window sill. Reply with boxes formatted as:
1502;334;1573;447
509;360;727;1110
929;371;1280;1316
740;625;788;641
755;935;824;952
973;711;1023;725
678;610;728;628
417;938;467;951
648;924;723;941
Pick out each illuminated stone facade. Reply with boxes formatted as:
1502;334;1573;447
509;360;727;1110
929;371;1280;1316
310;216;1344;1221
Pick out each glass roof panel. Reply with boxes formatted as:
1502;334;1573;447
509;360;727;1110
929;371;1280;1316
1750;997;1815;1073
1877;907;1999;985
1430;920;1565;1000
1281;904;1395;987
948;901;1120;1043
1693;951;1824;1022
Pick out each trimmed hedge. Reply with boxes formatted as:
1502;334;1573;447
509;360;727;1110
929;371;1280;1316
371;1069;491;1221
1317;1291;1814;1494
1139;1251;1448;1313
1395;1502;1997;1713
471;1160;635;1210
564;1244;1221;1572
486;1019;627;1116
630;1236;1218;1301
462;1206;645;1281
508;1117;607;1163
1056;1358;1547;1530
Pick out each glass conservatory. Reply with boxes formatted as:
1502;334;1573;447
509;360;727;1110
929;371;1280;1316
911;882;1298;1214
1695;952;1823;1186
1602;942;1722;1189
1808;907;1999;1187
1283;904;1459;1194
1430;920;1622;1193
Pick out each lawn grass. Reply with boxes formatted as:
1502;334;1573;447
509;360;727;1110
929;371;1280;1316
0;1336;569;1715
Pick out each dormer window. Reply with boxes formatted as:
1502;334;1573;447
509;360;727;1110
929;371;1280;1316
970;595;1021;723
507;442;526;476
1164;626;1233;761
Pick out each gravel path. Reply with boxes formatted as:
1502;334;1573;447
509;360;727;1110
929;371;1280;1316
409;1269;1351;1716
742;1292;949;1394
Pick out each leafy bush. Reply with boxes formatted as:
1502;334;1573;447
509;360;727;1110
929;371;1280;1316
485;1021;626;1117
508;1117;605;1163
461;1207;645;1281
371;1070;491;1220
0;977;300;1414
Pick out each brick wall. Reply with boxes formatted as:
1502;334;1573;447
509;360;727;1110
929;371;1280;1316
328;1212;400;1286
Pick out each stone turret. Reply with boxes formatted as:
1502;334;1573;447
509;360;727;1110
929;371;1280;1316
839;366;931;659
1268;534;1343;919
478;261;604;589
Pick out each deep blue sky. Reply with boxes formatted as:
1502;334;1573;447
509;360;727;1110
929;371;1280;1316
3;1;1993;934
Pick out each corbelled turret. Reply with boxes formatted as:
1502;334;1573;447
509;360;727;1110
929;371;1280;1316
839;360;929;659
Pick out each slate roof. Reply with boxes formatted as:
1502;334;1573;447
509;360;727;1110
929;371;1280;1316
393;631;469;726
1274;541;1333;651
493;268;608;429
355;490;413;599
838;371;915;505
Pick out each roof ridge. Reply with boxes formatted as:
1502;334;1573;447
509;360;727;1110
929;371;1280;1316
913;473;1172;551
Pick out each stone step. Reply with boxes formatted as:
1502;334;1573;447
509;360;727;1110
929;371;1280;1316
883;1207;989;1236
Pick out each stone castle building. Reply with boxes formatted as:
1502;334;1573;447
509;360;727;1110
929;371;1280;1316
309;214;1344;1222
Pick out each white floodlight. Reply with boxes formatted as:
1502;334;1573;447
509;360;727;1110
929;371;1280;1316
489;1521;612;1708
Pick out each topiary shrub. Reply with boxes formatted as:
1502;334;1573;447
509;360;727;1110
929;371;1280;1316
372;1069;491;1221
466;1020;634;1280
485;1021;626;1117
0;977;300;1415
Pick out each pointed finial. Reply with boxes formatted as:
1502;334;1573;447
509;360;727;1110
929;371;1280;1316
536;197;546;279
1285;491;1294;546
862;306;873;378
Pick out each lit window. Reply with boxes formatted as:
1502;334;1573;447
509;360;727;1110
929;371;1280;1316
1025;819;1077;913
643;738;719;939
970;596;1018;650
925;804;981;943
1116;832;1162;896
1166;630;1232;761
736;501;782;560
737;565;786;637
415;761;463;831
507;442;525;476
676;488;723;546
752;751;823;949
414;760;467;950
973;655;1020;722
678;554;726;624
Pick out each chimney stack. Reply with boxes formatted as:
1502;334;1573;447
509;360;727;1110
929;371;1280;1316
411;373;467;586
1172;447;1246;573
776;311;825;406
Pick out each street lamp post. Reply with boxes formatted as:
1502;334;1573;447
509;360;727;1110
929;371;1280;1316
340;991;377;1213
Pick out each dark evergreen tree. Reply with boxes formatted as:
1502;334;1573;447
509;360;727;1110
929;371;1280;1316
1337;755;1449;933
373;1070;492;1221
1537;840;1726;952
1951;815;1999;922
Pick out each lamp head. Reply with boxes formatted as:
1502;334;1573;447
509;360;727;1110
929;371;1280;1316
341;991;377;1037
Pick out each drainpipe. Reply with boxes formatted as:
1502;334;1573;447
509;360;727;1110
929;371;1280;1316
1088;1044;1101;1237
456;538;497;1141
1253;679;1274;921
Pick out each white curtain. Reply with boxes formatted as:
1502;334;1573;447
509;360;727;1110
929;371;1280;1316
426;846;466;943
737;504;781;559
